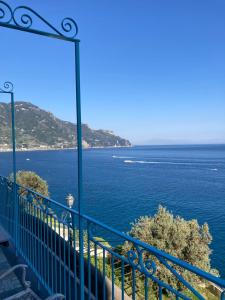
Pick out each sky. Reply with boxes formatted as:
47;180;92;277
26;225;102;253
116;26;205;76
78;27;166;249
0;0;225;145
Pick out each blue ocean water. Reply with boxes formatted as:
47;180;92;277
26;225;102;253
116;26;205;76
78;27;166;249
0;144;224;277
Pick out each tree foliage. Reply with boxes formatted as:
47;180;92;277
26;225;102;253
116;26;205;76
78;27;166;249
9;170;49;197
120;206;218;294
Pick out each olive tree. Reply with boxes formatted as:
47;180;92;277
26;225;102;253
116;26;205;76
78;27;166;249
9;170;49;197
119;206;218;295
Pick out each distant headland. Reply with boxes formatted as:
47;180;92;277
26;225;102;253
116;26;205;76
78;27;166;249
0;102;131;151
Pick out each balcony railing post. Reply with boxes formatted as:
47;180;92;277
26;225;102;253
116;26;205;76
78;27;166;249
10;91;18;251
74;40;85;300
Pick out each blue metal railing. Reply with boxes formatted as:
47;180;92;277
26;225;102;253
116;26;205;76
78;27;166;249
0;175;225;300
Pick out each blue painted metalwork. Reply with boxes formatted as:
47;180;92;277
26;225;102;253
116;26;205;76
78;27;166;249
0;1;79;42
10;91;18;252
0;2;225;300
0;1;84;296
0;81;13;93
75;40;85;300
0;82;17;250
0;176;224;299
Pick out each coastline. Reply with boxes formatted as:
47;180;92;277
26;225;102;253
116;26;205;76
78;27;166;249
0;145;132;153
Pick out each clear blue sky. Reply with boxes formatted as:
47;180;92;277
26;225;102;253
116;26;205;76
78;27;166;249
0;0;225;144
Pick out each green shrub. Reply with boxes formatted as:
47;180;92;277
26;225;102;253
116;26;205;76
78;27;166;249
8;170;49;197
119;205;218;296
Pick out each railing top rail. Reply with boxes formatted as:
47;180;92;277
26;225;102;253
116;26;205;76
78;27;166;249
1;175;225;289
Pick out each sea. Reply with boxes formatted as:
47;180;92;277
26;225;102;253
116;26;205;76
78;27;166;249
0;144;224;277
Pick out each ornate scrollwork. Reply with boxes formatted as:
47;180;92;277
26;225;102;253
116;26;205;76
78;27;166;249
0;1;12;24
0;81;13;93
0;1;78;39
127;245;156;277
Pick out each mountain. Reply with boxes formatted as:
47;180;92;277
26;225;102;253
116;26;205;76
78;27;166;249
0;102;131;150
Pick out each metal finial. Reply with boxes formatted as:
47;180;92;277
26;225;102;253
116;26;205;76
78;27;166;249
0;81;13;93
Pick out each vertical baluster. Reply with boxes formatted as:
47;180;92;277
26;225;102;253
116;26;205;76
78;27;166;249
27;194;30;261
31;201;34;268
3;180;6;229
111;256;115;300
4;180;6;228
132;267;136;300
51;214;54;292
20;196;23;254
18;195;21;253
10;185;12;237
22;198;25;258
39;209;42;282
87;222;91;300
27;198;29;261
7;183;10;234
8;183;10;232
28;200;31;262
34;205;37;271
54;216;58;293
103;249;106;300
13;185;15;240
17;193;19;251
68;221;71;299
72;214;77;299
12;185;14;238
30;201;33;267
31;201;34;265
6;183;9;232
58;219;62;293
29;200;32;263
4;182;6;229
46;211;50;289
95;243;98;299
121;260;125;300
8;183;10;234
9;184;12;235
144;276;148;300
40;208;44;284
11;184;13;236
63;223;66;298
24;198;27;259
158;285;162;300
11;185;13;236
2;180;4;222
19;196;21;254
37;207;41;283
43;209;47;287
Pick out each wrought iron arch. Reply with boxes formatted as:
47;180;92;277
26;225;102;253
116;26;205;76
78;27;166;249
0;2;84;298
0;1;79;41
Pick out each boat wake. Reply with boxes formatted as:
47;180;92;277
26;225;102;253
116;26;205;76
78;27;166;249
112;155;134;159
123;160;219;169
123;160;197;165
